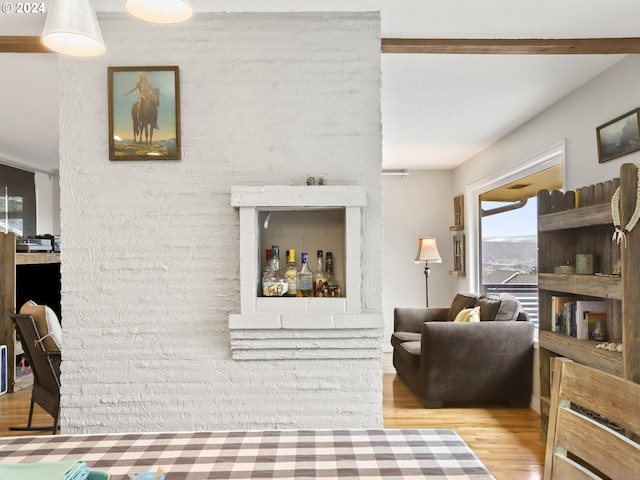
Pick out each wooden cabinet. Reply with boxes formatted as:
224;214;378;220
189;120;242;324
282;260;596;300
0;232;60;393
537;163;640;440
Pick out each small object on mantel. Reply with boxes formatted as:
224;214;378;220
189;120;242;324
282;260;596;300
306;176;326;185
596;342;623;353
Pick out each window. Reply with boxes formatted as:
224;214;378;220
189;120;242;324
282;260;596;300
0;164;36;238
478;164;563;330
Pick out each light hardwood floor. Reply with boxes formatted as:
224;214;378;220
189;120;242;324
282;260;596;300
383;353;545;480
1;355;545;479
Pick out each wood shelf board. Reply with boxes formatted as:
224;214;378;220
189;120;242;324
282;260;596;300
449;225;464;231
538;273;621;300
539;331;622;377
538;203;612;231
16;252;60;265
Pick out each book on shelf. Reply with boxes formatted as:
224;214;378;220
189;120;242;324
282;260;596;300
575;300;606;340
551;296;574;334
565;302;577;337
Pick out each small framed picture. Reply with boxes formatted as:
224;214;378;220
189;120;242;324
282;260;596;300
596;108;640;163
108;66;181;161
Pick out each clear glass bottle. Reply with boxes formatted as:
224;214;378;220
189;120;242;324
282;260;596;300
284;248;298;297
313;250;329;297
262;245;288;296
262;248;272;278
297;252;313;297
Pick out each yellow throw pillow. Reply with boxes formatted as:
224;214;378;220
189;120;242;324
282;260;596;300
454;306;481;323
19;300;62;351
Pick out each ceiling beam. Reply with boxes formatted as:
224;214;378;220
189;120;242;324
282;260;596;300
381;37;640;54
4;35;640;55
0;36;50;53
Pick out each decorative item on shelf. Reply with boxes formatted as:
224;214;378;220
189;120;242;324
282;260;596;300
613;259;622;275
611;162;640;246
576;253;597;275
596;342;623;352
414;237;442;307
592;316;606;341
449;195;464;231
554;262;576;274
306;176;326;186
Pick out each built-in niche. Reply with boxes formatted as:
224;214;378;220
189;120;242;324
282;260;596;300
229;185;383;360
259;208;346;297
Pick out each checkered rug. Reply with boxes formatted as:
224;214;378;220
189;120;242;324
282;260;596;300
0;429;495;479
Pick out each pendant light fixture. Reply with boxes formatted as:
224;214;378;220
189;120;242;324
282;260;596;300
41;0;105;57
124;0;193;24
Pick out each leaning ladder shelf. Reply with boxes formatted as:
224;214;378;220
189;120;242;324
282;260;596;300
537;163;640;441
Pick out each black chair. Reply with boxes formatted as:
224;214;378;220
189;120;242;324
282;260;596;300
10;314;61;434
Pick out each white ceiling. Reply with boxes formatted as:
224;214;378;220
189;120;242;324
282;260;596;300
1;0;639;174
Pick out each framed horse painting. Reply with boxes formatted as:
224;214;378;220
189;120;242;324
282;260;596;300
108;66;181;161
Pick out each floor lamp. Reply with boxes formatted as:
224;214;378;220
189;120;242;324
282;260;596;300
415;237;442;307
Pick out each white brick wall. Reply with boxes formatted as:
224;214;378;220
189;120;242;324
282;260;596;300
58;12;382;433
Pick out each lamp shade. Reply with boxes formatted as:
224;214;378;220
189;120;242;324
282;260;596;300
41;0;105;57
124;0;192;24
414;237;442;263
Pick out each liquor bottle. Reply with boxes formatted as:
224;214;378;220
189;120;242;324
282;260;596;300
284;248;298;297
297;252;313;297
313;250;329;297
262;248;272;277
262;245;288;296
326;251;334;282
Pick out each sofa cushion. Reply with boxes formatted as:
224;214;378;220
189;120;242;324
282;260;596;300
393;331;422;343
446;293;478;322
391;331;421;349
454;306;480;323
19;300;62;351
398;341;421;369
475;293;521;322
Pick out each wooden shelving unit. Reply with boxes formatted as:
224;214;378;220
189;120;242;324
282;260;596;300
537;163;640;441
0;232;61;393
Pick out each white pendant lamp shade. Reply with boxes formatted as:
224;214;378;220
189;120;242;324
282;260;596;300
124;0;192;24
41;0;105;57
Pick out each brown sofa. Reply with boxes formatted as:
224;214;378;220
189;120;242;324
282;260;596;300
391;292;534;408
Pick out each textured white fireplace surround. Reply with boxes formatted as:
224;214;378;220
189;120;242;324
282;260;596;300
230;185;383;360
